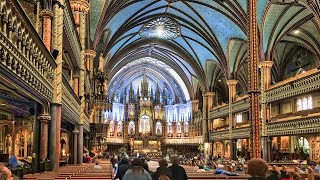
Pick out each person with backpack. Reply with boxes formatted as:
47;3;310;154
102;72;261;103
152;159;173;180
168;156;188;180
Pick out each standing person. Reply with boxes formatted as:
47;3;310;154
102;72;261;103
114;157;130;180
152;159;173;180
168;156;188;180
247;158;269;180
122;158;151;180
140;157;150;172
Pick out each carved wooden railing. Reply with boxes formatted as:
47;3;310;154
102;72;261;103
210;104;229;119
165;136;203;144
266;69;320;103
232;126;251;139
63;1;81;67
232;95;250;113
209;129;229;141
267;116;320;136
0;0;56;100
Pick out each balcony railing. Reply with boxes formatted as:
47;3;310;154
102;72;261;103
62;75;80;124
63;1;81;67
165;136;203;144
0;0;56;100
266;69;320;103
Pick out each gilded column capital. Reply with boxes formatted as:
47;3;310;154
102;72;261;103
203;92;215;97
38;114;51;122
73;74;80;78
258;61;273;69
70;0;90;14
85;49;96;57
226;80;238;86
191;99;199;103
40;9;54;18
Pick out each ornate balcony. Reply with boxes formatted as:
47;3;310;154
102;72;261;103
62;75;80;124
0;0;56;101
266;69;320;103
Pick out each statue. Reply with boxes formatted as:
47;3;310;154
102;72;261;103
5;134;12;154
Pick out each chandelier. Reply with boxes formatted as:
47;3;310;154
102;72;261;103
139;16;181;40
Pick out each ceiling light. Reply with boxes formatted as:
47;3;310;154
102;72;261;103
294;30;300;34
218;79;221;82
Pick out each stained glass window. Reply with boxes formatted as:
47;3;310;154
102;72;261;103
139;16;180;40
297;96;313;111
236;113;243;123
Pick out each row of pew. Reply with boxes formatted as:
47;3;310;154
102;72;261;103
23;160;113;180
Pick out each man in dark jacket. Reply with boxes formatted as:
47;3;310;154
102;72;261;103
152;159;173;180
168;156;187;180
114;157;130;180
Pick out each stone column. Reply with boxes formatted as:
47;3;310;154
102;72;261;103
78;124;84;164
41;10;53;51
85;136;89;149
258;61;273;161
39;114;51;161
248;0;260;158
73;129;79;164
73;75;79;96
227;80;237;160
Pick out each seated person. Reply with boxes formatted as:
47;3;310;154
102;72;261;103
315;162;320;172
93;161;102;169
214;164;239;176
280;170;292;180
8;155;19;168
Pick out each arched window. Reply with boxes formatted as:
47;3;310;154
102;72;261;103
236;113;243;123
128;121;135;135
184;122;189;133
168;123;172;134
139;115;150;133
109;121;115;133
177;122;182;134
156;121;162;135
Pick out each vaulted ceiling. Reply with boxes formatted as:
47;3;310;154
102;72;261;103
91;0;320;100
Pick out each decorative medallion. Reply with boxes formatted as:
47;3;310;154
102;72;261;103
139;16;181;40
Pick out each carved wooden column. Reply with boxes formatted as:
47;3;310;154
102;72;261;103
84;49;96;75
41;10;53;50
203;93;214;157
51;0;65;171
259;61;273;161
39;114;51;161
248;0;261;158
35;0;42;34
227;80;237;160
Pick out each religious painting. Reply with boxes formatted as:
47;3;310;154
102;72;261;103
281;136;290;151
109;121;115;133
184;122;189;133
117;121;123;135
